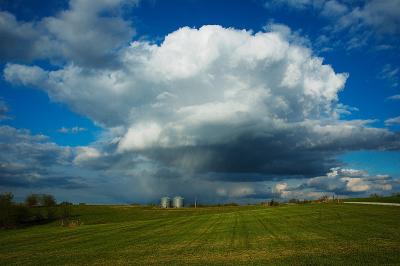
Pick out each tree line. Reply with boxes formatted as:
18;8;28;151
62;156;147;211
0;192;72;228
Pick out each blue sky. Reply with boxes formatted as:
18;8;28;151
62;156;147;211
0;0;399;203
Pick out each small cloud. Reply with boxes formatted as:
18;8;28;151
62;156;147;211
379;64;399;87
71;127;87;133
321;0;348;18
298;167;396;196
58;126;87;134
374;44;394;51
275;183;288;192
264;0;314;10
58;127;69;133
74;146;101;165
387;94;400;100
0;99;11;121
335;103;359;116
385;116;400;126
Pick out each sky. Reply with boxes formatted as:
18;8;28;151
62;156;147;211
0;0;399;204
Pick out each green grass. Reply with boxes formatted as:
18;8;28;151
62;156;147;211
0;204;399;265
344;194;400;203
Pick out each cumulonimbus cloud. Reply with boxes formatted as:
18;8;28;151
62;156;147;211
2;21;400;200
4;25;400;177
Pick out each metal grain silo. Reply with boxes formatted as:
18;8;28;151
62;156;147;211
172;196;184;208
160;197;170;208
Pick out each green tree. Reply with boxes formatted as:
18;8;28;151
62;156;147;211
0;192;15;227
25;194;39;207
41;194;57;219
60;201;73;226
41;194;56;207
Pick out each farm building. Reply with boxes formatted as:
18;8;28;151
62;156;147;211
172;196;184;208
160;197;170;208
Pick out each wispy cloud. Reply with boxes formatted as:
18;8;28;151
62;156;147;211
385;116;400;126
265;0;400;52
58;126;87;134
379;64;399;87
0;99;10;121
387;94;400;100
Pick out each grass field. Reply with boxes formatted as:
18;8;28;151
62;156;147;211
344;194;400;203
0;203;399;265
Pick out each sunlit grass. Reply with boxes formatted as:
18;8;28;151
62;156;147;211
0;204;399;265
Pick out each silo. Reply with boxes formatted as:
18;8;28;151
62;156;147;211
172;196;184;208
160;197;170;208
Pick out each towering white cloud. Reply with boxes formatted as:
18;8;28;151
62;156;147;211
4;25;348;144
2;16;400;202
4;25;400;178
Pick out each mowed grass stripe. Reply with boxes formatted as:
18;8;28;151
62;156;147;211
0;204;399;265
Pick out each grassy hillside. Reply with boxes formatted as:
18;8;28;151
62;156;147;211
344;194;400;203
0;204;399;265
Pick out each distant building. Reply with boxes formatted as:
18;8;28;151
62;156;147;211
172;196;184;208
160;197;170;208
